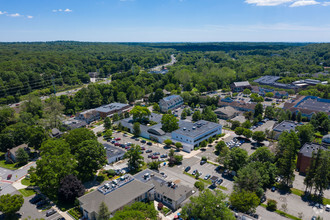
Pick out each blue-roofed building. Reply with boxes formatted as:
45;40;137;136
159;95;183;113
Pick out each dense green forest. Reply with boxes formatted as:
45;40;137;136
1;42;330;105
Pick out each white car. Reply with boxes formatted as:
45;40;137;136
325;204;330;211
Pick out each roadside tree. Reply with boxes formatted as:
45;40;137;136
0;194;24;217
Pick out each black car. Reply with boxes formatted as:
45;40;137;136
217;179;223;185
154;152;160;155
46;209;57;217
30;194;43;204
141;140;146;143
147;142;152;146
184;166;191;172
160;154;167;158
260;195;266;203
200;160;207;165
36;199;47;208
146;149;152;153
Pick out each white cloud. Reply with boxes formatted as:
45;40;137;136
322;1;330;6
0;11;7;15
245;0;294;6
27;15;33;19
53;8;72;13
290;0;320;7
7;13;21;17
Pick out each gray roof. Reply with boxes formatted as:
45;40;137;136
173;120;222;139
151;176;192;201
78;177;154;214
299;143;328;158
162;95;182;102
273;121;298;133
214;106;240;117
233;81;250;87
295;97;330;113
104;144;125;159
95;103;129;113
254;75;281;84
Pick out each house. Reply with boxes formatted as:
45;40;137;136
230;81;251;92
283;96;330;119
171;120;222;152
104;144;125;164
134;169;193;210
214;106;241;120
5;144;29;163
95;103;130;118
297;143;328;173
159;95;183;113
322;134;330;146
50;128;63;138
78;175;155;220
76;109;100;124
272;121;298;140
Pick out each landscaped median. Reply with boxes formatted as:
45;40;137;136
18;188;36;197
260;203;301;220
67;207;83;220
290;188;330;205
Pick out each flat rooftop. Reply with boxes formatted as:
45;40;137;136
104;143;125;159
95;103;129;113
163;95;182;102
273;121;298;133
295;97;330;113
254;75;281;84
173;120;221;139
299;143;328;158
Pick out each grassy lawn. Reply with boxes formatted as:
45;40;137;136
21;178;35;186
19;188;36;197
206;161;219;166
0;152;18;170
290;188;330;205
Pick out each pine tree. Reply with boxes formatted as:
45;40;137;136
97;202;111;220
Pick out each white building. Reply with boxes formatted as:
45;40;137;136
171;120;222;152
159;95;183;113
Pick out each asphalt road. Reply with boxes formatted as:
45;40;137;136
151;54;176;71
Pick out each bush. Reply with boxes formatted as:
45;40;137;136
201;156;207;162
267;199;277;211
194;181;205;191
97;131;102;137
158;202;164;210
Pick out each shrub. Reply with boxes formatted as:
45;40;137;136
267;199;277;211
194;181;205;191
158;202;164;210
201;156;207;162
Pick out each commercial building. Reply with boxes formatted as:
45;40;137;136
78;175;155;220
214;106;241;120
95;103;130;118
172;120;222;152
218;98;256;112
272;121;298;139
254;75;297;90
230;81;251;92
79;169;193;219
283;96;330;119
63;118;87;130
104;144;126;164
76;109;100;124
159;95;183;113
297;143;328;173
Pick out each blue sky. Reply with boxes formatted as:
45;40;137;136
0;0;330;42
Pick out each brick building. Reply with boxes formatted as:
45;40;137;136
296;143;328;173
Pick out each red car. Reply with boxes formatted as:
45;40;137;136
114;143;120;146
141;147;145;150
151;155;159;159
7;174;12;180
115;138;121;141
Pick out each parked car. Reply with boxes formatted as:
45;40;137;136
7;174;12;180
185;166;191;172
204;174;211;180
325;204;330;211
115;138;121;141
135;138;140;141
160;154;167;158
123;133;127;137
151;155;158;159
192;170;197;175
217;179;223;185
271;186;276;192
141;146;145;150
154;152;160;155
114;143;120;146
46;209;57;217
141;140;146;143
30;194;43;204
148;154;153;158
111;140;116;144
260;195;266;203
200;160;207;165
36;200;47;208
147;142;153;146
146;149;152;153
